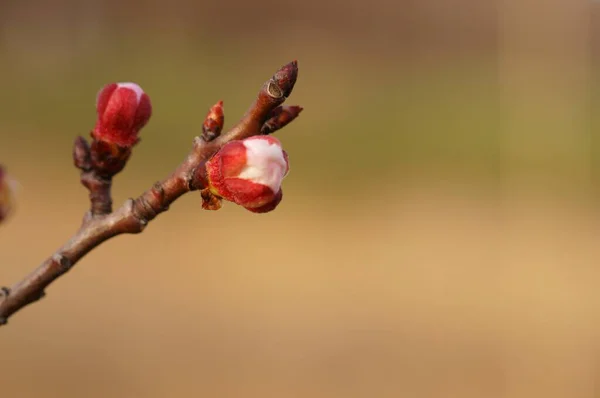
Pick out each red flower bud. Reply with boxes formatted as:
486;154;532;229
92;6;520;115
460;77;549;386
206;136;289;213
0;166;16;223
93;82;152;147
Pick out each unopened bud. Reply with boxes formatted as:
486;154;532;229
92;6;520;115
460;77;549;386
261;105;303;135
271;60;298;99
93;82;152;147
205;136;289;213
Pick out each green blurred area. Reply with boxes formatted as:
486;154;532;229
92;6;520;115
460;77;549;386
1;41;598;198
0;20;598;196
0;41;503;191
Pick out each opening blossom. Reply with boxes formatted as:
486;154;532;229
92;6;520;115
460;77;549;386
206;136;289;213
93;82;152;147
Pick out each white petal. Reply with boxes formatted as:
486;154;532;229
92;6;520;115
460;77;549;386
238;138;288;192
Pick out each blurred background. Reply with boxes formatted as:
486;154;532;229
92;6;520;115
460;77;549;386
1;0;599;396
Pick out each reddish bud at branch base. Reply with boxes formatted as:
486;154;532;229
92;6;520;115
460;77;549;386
0;166;15;223
93;82;152;147
202;100;225;141
206;136;289;213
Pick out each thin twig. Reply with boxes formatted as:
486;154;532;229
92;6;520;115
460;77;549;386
0;61;299;326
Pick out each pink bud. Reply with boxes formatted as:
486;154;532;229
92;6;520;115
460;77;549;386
0;166;15;223
93;82;152;147
206;136;289;212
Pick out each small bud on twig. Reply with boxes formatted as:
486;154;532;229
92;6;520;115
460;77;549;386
261;105;303;135
200;188;223;211
271;60;298;99
205;136;289;213
202;100;225;142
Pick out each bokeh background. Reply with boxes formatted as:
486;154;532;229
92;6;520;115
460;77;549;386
1;0;600;396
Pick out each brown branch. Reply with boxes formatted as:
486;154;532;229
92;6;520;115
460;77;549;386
0;61;300;326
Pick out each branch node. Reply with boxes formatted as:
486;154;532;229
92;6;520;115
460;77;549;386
124;197;139;218
0;286;10;297
124;198;147;232
151;183;166;209
131;182;166;228
53;254;72;273
0;317;7;325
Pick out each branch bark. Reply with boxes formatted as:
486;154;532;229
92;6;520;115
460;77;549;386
0;61;299;326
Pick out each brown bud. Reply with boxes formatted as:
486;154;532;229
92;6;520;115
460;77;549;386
201;100;224;142
270;60;298;99
200;188;222;211
261;105;303;135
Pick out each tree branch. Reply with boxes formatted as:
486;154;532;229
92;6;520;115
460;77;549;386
0;60;300;326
